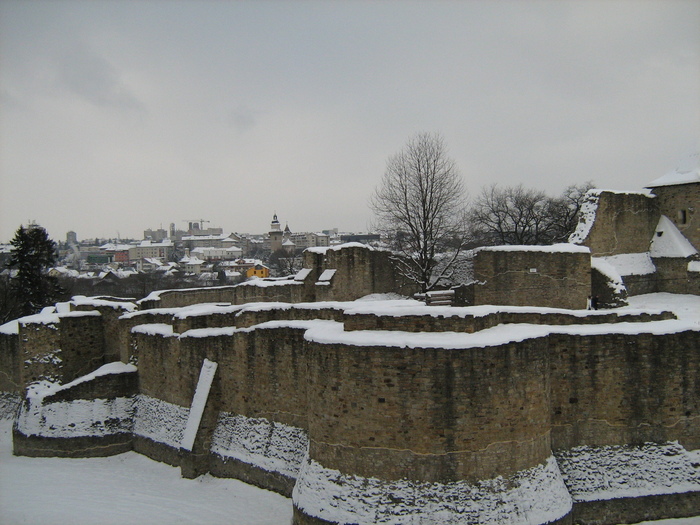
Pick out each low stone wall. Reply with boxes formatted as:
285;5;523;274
130;321;313;487
234;304;346;329
138;285;240;309
344;308;674;333
13;363;138;458
654;257;700;295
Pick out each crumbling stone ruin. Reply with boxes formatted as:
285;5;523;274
1;172;699;525
569;170;700;302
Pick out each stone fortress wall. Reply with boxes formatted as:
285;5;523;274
1;233;700;524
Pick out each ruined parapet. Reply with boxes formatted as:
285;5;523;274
0;330;21;394
138;285;239;309
305;243;418;302
5;293;700;524
590;257;629;308
295;322;571;524
234;277;303;304
71;296;137;362
233;301;347;328
472;244;591;309
8;310;105;389
570;190;659;256
13;361;137;457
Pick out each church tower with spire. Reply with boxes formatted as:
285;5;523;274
269;213;283;252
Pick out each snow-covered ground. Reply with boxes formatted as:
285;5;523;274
0;418;292;524
1;293;699;525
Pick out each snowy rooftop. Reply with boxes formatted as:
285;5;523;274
646;168;700;188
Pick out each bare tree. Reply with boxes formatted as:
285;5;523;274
370;133;469;293
469;182;595;246
550;181;595;242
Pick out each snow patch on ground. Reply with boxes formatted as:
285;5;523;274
0;418;293;525
555;442;700;502
211;412;308;479
293;455;572;525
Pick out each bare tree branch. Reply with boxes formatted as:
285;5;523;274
370;133;469;293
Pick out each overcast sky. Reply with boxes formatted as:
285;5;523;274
1;0;698;243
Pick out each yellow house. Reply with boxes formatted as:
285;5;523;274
246;264;270;279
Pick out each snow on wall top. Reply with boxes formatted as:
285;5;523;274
70;296;137;312
294;268;312;281
342;300;643;319
317;269;336;281
136;285;236;304
237;277;302;288
304;318;698;351
131;323;175;337
305;242;384;254
180;320;330;339
478;243;590;254
26;361;137;400
0;310;102;335
650;215;698;258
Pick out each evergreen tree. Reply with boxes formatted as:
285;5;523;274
7;224;63;316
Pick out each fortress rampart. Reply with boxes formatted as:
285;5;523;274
3;296;698;524
2;242;700;524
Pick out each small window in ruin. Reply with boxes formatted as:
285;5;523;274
656;231;663;237
679;209;688;225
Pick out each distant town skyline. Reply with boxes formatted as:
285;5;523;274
1;0;698;243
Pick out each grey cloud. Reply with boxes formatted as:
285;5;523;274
56;45;144;111
227;106;261;132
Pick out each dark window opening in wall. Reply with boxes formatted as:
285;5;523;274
679;209;688;225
